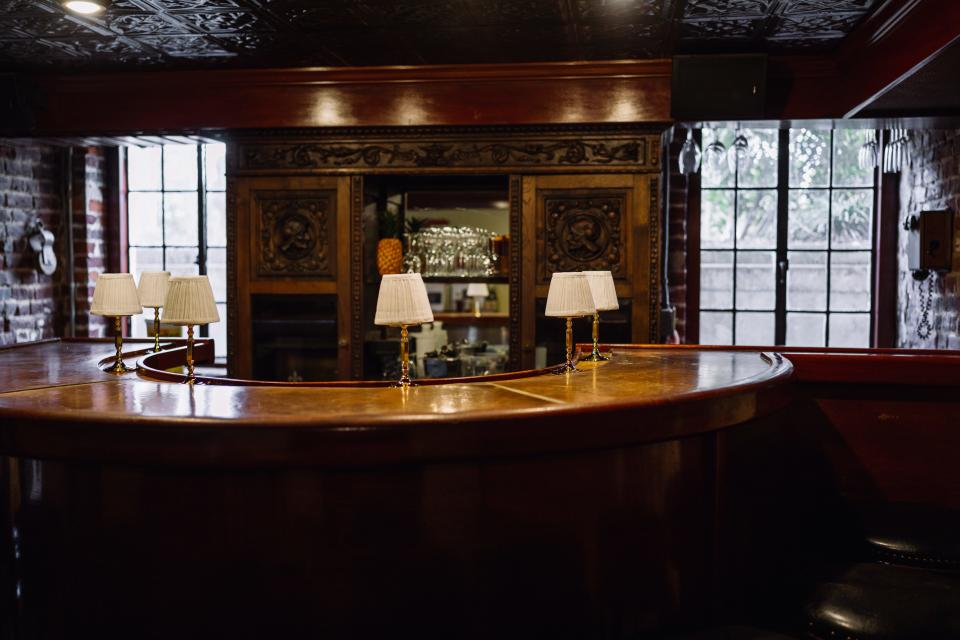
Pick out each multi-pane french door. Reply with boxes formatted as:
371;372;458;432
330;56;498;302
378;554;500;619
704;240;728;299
699;127;877;347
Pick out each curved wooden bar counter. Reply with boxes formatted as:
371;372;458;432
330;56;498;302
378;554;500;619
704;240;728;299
0;339;794;638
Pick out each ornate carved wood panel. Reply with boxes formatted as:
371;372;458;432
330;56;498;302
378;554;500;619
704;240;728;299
539;192;628;281
0;0;881;71
233;126;661;175
253;191;336;279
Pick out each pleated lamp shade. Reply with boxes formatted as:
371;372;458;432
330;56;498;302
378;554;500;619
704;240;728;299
466;282;489;298
545;272;596;317
375;273;434;326
161;276;220;326
91;273;143;317
137;271;171;308
584;271;619;311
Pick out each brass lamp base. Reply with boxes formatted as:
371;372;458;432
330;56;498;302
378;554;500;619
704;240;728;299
583;312;610;362
105;315;133;375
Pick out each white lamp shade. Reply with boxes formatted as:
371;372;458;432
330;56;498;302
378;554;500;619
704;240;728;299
466;282;489;298
584;271;619;311
161;276;220;326
137;271;171;308
90;273;142;317
545;272;596;317
375;273;434;326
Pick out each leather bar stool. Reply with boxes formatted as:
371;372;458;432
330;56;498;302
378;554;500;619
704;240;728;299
803;503;960;639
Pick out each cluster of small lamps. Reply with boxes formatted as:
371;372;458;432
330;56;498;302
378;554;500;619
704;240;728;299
375;270;618;386
90;272;219;383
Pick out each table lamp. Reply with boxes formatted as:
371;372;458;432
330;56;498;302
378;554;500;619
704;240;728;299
545;272;596;373
137;271;171;353
162;275;220;384
466;282;489;318
91;273;143;374
375;273;434;387
584;271;619;362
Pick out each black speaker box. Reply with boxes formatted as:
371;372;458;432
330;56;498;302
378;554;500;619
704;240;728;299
671;54;767;121
0;74;37;134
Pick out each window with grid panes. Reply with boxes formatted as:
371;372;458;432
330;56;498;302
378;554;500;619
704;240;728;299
699;128;876;347
126;143;228;359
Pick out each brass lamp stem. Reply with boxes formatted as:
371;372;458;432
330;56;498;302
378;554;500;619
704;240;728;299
585;311;610;362
152;307;161;352
473;297;481;318
398;324;412;387
185;325;196;384
552;316;581;374
109;315;130;375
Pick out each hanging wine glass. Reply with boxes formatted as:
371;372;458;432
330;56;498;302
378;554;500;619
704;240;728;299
857;130;878;170
726;130;751;175
703;128;727;176
678;128;701;175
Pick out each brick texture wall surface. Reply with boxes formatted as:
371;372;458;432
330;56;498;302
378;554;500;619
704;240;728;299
0;144;112;347
74;147;109;338
0;144;63;346
897;129;960;349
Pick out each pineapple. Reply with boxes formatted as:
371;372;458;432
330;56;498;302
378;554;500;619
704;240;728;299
377;210;403;275
377;238;403;275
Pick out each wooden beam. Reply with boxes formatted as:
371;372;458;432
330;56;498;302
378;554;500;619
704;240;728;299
838;0;960;116
15;60;672;136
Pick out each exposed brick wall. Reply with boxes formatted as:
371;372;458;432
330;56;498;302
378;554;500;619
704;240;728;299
73;147;110;338
897;129;960;349
0;144;113;346
0;144;63;346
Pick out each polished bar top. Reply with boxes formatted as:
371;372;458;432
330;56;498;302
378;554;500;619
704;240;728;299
0;340;792;467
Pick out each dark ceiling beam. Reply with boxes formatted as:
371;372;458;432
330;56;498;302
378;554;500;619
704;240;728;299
837;0;960;117
13;60;673;136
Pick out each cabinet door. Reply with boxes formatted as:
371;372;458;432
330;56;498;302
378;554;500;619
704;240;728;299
521;174;659;367
229;176;353;379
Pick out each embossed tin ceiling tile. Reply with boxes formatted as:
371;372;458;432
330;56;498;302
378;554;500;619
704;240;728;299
680;17;763;39
573;0;666;22
774;12;868;38
346;0;480;28
781;0;877;15
134;34;236;57
1;13;100;38
172;10;264;33
139;0;241;9
0;39;81;63
106;12;193;35
683;0;774;19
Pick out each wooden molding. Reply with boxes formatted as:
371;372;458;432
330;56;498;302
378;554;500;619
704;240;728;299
20;59;672;136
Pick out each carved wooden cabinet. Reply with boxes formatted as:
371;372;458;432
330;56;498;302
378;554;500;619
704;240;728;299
231;176;352;379
228;126;662;380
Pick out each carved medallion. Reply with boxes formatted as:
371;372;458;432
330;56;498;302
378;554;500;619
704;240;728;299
257;194;334;277
542;194;626;280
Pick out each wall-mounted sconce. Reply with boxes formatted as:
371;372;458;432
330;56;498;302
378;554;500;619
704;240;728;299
28;219;57;276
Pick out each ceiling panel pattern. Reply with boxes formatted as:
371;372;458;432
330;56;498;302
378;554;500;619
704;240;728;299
0;0;881;71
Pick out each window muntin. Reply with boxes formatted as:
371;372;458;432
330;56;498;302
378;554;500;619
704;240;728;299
127;143;227;359
699;127;876;347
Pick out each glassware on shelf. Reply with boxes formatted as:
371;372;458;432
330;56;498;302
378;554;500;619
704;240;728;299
404;226;498;278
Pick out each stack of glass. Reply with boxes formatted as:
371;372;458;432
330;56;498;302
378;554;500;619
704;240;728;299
403;226;498;277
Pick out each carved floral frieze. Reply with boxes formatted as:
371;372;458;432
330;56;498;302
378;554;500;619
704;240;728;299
241;138;650;171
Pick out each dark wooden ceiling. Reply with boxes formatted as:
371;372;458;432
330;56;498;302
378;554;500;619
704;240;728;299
1;0;880;71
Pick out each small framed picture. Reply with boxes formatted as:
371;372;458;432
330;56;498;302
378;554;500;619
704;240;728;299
425;283;448;312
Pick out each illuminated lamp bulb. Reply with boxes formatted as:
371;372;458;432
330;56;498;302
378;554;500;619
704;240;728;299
62;0;110;14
